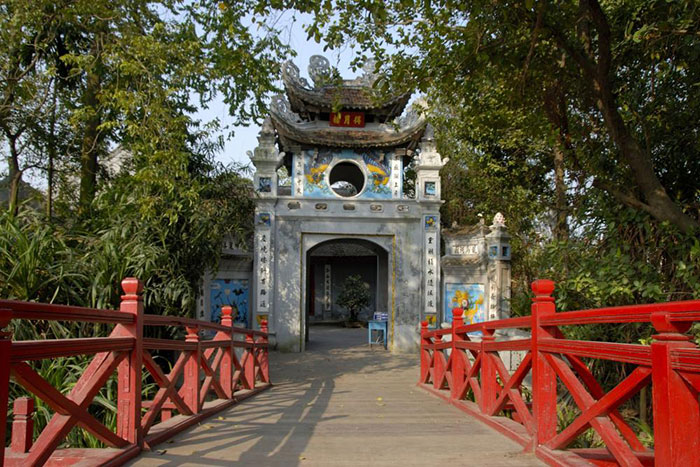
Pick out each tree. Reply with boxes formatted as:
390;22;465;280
336;274;371;322
1;0;293;216
301;0;700;233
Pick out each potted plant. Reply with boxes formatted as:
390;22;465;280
336;274;370;325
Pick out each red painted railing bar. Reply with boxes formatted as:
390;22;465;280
456;316;533;334
670;347;700;371
0;300;134;324
537;338;652;365
540;300;700;327
482;338;530;352
143;314;267;336
453;340;481;351
143;338;198;351
11;337;135;362
11;397;34;453
143;314;229;332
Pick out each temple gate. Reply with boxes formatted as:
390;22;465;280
247;56;447;352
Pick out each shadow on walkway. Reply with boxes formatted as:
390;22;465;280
131;326;541;466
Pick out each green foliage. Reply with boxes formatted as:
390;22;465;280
336;274;371;322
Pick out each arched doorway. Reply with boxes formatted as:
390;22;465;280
304;238;390;344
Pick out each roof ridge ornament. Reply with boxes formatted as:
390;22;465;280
308;55;332;88
283;61;312;90
270;94;302;123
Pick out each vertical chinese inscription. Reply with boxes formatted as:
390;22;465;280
424;215;439;314
390;155;402;199
324;264;332;312
256;213;273;315
489;280;498;320
293;154;304;197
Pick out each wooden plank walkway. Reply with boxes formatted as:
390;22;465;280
131;326;542;466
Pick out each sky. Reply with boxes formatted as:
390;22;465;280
199;14;360;171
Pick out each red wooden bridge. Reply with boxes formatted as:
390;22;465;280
1;279;270;466
421;280;700;466
1;278;699;466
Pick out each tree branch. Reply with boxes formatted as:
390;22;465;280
581;0;612;79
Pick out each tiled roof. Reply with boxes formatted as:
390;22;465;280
281;60;411;115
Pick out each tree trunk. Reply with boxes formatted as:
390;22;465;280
543;81;570;242
6;135;21;217
46;85;58;219
78;67;101;216
552;140;569;241
594;78;698;233
547;0;699;233
583;0;698;233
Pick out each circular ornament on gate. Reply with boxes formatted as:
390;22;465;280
329;161;366;198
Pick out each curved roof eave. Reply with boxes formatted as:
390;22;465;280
281;60;412;115
270;110;427;150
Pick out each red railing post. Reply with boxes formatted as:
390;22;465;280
116;278;144;446
259;320;270;383
0;309;12;462
433;332;445;390
480;325;497;414
531;279;557;448
243;332;255;389
218;306;234;399
182;325;201;413
419;321;431;384
11;397;34;453
650;312;700;466
451;308;465;399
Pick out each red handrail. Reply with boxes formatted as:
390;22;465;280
0;277;271;467
419;279;700;467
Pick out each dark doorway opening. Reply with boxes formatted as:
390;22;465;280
305;238;389;344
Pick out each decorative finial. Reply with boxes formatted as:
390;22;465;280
121;277;144;296
422;123;435;142
260;117;274;135
531;279;555;298
493;212;505;227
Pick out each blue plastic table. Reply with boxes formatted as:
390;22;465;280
368;320;388;349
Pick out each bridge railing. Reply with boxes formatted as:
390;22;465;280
0;277;270;467
420;279;700;467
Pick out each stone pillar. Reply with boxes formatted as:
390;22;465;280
249;118;283;331
485;213;512;320
415;124;448;328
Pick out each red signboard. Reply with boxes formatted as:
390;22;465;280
329;111;365;128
